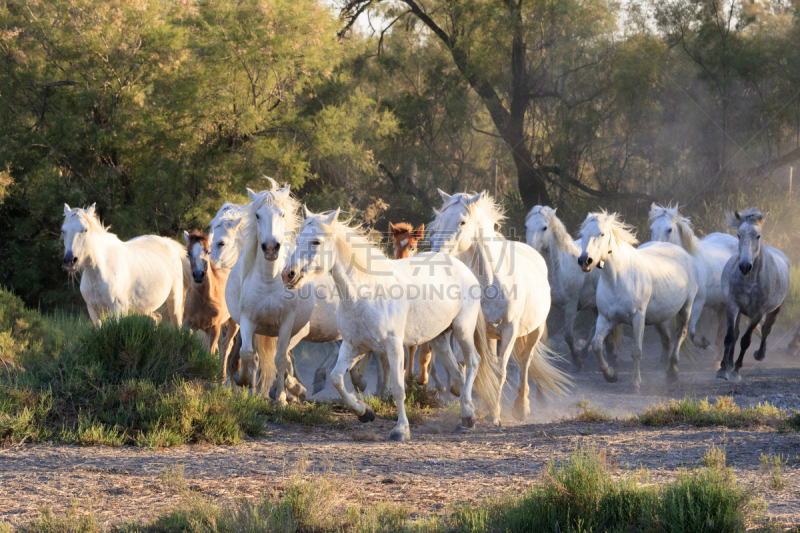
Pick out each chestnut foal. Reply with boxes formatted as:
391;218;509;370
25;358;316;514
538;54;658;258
183;230;239;379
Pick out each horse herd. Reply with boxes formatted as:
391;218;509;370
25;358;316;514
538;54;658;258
59;181;798;441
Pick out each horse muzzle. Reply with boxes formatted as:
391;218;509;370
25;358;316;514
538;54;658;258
63;254;78;273
192;270;206;283
739;262;753;276
282;267;303;289
577;253;594;273
261;240;281;261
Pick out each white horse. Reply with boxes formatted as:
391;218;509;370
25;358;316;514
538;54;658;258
282;208;501;441
526;206;621;370
430;191;570;423
719;209;790;381
578;212;698;391
225;181;343;402
61;204;188;325
210;204;245;269
648;204;738;350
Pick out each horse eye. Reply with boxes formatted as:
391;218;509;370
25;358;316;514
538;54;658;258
255;213;260;220
459;221;466;226
542;226;547;231
667;228;672;233
600;233;605;237
218;242;225;247
312;240;321;246
757;235;761;240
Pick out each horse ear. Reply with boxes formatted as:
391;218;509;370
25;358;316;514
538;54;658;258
760;211;770;222
64;204;71;215
279;183;291;195
183;231;191;246
464;191;483;205
247;188;258;201
324;208;340;225
734;210;741;221
302;205;313;220
413;224;425;239
437;189;452;203
86;203;96;216
388;222;396;238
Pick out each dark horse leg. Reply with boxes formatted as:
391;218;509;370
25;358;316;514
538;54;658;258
754;306;780;361
718;307;740;380
732;313;763;381
789;322;800;352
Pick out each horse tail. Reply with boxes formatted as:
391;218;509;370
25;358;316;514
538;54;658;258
520;326;571;399
473;310;502;412
256;335;278;394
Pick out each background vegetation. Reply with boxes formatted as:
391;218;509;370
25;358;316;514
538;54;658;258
1;0;799;311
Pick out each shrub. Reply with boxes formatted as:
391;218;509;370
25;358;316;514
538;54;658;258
0;287;63;369
572;399;612;423
639;397;785;428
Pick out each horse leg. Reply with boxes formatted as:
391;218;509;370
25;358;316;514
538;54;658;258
591;315;618;383
604;325;620;366
754;306;780;361
715;306;727;357
427;348;446;392
206;324;221;355
688;295;710;350
283;338;308;402
732;313;762;381
718;308;741;380
331;341;374;421
512;329;543;421
667;301;692;383
563;297;582;370
234;318;257;388
627;313;645;393
403;345;415;384
87;305;102;326
382;336;410;442
491;322;519;425
428;334;469;427
272;318;304;405
349;353;370;393
789;322;800;353
655;322;673;370
417;343;432;386
219;319;239;385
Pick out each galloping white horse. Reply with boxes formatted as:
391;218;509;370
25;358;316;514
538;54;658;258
430;191;570;423
210;204;245;269
225;181;342;402
61;204;188;325
526;205;619;370
578;212;698;391
648;204;738;350
282;208;501;441
719;209;790;381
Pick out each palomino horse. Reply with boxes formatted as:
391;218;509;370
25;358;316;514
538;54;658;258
649;204;738;351
61;204;188;325
578;212;698;391
183;230;239;378
525;206;619;370
225;180;344;403
282;208;501;441
430;191;570;423
719;209;790;381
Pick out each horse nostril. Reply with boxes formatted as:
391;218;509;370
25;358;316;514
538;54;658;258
261;243;267;252
288;270;296;280
274;242;280;251
586;257;593;265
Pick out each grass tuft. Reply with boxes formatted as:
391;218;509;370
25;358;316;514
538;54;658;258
760;454;787;491
363;381;443;424
572;399;612;422
701;444;727;469
639;396;785;428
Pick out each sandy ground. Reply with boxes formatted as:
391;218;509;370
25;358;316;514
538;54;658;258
1;325;800;529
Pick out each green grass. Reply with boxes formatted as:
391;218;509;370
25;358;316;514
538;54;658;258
17;446;760;533
0;290;342;448
572;399;612;423
760;454;788;491
701;444;727;469
639;397;786;428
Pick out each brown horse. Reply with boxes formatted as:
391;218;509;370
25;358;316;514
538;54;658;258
388;222;437;387
183;230;239;380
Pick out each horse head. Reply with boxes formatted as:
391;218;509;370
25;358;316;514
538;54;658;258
282;207;340;289
525;205;555;252
578;212;637;273
388;222;424;259
210;214;243;268
184;230;211;284
730;208;769;276
61;203;98;274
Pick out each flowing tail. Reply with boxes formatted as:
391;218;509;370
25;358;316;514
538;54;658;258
517;325;571;399
472;310;502;412
256;335;278;394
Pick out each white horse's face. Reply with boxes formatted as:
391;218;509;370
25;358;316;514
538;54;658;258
430;193;482;255
736;221;764;277
525;213;550;252
209;220;241;267
61;204;92;273
649;216;679;245
282;210;338;290
577;218;612;273
250;195;290;262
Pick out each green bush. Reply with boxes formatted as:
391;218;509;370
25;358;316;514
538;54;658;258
639;397;785;428
0;287;63;369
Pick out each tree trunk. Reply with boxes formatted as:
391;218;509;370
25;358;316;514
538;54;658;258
513;151;552;208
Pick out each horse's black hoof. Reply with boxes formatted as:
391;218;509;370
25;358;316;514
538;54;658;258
603;368;618;383
461;415;476;429
388;430;407;442
754;349;766;361
358;406;376;423
455;424;473;434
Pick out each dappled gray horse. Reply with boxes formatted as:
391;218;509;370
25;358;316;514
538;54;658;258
719;209;790;381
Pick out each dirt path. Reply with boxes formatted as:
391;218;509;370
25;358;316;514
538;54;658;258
2;332;800;528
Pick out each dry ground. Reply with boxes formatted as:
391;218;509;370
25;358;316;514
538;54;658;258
2;327;800;529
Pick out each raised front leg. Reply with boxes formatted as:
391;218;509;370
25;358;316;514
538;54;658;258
331;341;375;422
731;313;762;381
754;306;780;361
271;315;302;405
630;313;646;393
591;315;619;383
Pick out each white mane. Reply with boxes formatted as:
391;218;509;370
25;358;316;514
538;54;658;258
210;201;243;230
727;207;768;229
241;178;302;280
582;211;639;247
64;205;109;235
432;191;506;234
526;205;579;255
649;203;698;254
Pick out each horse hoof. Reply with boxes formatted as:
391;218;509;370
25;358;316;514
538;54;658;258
358;406;376;424
450;385;461;397
388;430;407;442
666;369;679;384
511;404;529;422
729;372;742;383
603;368;618;383
716;369;730;381
461;415;476;429
569;363;584;374
630;384;642;395
455;423;473;434
754;349;766;361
